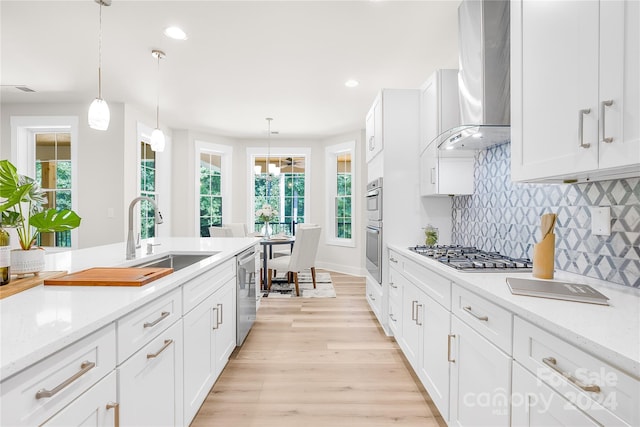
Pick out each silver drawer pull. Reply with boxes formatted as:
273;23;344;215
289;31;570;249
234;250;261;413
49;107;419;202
217;303;223;325
389;313;397;322
447;334;455;363
143;311;170;328
389;257;398;264
578;108;591;149
389;282;398;289
147;339;173;359
601;100;614;143
415;304;423;326
411;300;417;321
35;360;96;399
212;307;219;330
106;402;120;427
542;357;601;393
463;306;488;321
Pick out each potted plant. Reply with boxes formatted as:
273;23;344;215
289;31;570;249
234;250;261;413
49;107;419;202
0;160;81;277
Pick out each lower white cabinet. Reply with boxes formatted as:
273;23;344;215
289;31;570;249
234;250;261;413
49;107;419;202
118;319;184;427
512;362;601;427
449;315;512;426
42;372;118;427
366;277;383;323
183;276;236;426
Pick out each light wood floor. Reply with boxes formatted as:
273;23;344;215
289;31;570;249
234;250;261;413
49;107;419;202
191;271;446;427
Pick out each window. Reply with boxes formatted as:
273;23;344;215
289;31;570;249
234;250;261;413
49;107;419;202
326;141;355;246
249;148;310;235
35;132;72;247
140;141;158;239
199;152;222;236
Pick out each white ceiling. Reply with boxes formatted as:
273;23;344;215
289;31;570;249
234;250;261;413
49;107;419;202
1;0;460;139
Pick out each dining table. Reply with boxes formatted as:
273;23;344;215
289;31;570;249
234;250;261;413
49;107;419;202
259;236;295;290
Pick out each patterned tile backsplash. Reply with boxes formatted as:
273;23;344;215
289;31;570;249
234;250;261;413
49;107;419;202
452;143;640;288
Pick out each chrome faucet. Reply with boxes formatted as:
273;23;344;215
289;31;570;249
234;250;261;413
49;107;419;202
127;196;163;260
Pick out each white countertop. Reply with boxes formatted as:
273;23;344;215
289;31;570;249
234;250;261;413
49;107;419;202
389;244;640;379
0;237;258;380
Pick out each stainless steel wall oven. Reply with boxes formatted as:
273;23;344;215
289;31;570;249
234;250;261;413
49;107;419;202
365;178;383;283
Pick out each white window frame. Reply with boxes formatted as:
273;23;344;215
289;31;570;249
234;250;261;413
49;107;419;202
325;140;355;247
194;140;233;236
10;116;80;249
246;147;311;230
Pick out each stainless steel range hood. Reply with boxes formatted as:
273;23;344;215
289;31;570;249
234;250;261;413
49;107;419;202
436;0;510;151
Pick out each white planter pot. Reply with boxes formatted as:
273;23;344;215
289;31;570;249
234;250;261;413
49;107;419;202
11;248;45;277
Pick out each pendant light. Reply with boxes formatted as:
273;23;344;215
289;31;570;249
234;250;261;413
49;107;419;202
150;49;166;152
88;0;111;131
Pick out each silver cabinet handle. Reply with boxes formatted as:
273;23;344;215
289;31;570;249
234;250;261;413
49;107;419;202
146;339;173;359
389;282;398;289
143;311;170;328
415;304;422;326
411;300;417;321
369;136;375;151
463;305;488;321
447;334;455;363
389;257;398;264
389;313;397;322
542;357;601;393
35;361;96;399
578;108;591;148
217;303;223;325
369;293;376;301
212;307;219;330
601;100;614;143
106;402;120;427
430;167;436;184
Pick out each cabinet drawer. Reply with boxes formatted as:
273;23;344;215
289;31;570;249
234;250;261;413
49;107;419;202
117;288;182;363
514;317;639;426
1;324;116;427
388;264;403;304
398;253;451;309
183;258;235;314
366;279;382;318
388;297;402;337
452;284;512;354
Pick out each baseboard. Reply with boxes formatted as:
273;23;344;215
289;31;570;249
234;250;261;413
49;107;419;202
315;261;366;277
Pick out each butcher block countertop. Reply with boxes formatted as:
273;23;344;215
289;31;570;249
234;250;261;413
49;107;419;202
0;237;258;380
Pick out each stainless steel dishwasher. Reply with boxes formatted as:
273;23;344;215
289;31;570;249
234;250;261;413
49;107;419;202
236;247;257;345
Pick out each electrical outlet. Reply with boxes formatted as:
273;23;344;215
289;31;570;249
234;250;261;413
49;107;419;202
591;206;611;236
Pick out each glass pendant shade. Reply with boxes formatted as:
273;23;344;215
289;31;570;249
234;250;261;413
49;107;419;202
268;163;280;176
151;128;165;152
88;98;110;130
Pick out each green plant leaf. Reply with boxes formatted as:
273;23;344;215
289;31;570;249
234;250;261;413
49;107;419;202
1;211;21;227
30;209;82;233
0;159;20;199
0;181;33;213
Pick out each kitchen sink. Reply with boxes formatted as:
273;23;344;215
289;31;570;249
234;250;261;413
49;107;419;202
128;252;218;272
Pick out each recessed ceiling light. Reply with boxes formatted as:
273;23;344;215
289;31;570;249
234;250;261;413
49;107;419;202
164;26;188;40
345;79;359;88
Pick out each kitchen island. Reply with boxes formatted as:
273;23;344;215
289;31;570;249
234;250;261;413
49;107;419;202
0;237;258;426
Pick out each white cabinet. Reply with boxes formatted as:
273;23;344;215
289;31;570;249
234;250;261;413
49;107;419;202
449;315;512;426
0;324;116;427
513;317;639;426
183;276;236;426
511;363;602;427
365;92;383;163
365;276;383;321
511;0;640;183
387;256;403;337
118;319;184;427
419;69;474;196
42;372;118;427
399;275;423;368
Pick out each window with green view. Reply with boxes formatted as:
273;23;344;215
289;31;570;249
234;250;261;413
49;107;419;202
140;141;158;239
336;153;352;239
199;152;222;237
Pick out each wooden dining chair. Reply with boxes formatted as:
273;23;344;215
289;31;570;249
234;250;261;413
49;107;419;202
266;226;321;296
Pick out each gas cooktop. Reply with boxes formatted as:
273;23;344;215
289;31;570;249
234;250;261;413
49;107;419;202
409;245;533;272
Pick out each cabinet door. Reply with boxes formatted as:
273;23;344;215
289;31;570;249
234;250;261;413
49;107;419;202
42;372;117;427
214;278;236;377
183;292;216;425
119;320;183;427
512;363;602;427
511;0;600;181
599;0;640;170
399;280;422;370
365;95;383;163
365;104;376;163
419;141;438;196
418;294;451;422
449;315;511;426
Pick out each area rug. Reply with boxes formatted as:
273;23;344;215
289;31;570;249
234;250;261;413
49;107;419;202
264;271;336;298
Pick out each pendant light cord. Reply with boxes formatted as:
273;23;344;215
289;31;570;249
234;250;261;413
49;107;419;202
156;54;161;128
97;1;103;99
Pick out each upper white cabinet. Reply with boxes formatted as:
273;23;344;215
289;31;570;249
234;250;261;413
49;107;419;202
511;0;640;183
365;92;383;163
419;69;474;196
